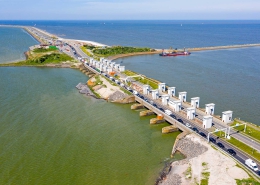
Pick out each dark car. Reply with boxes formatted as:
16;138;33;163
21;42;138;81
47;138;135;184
227;149;236;156
217;142;225;148
209;137;216;143
129;90;133;93
199;132;207;138
171;115;176;119
140;96;144;99
192;127;199;133
159;108;164;111
152;103;157;107
177;119;183;123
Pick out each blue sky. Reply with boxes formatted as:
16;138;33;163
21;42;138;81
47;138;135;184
0;0;260;20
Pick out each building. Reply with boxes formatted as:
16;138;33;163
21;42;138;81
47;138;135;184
222;111;233;123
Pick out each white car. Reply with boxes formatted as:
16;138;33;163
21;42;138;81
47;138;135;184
165;109;172;115
185;123;192;128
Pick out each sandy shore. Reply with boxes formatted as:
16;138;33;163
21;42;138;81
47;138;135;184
159;134;249;185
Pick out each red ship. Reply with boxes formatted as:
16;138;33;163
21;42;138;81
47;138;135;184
159;48;191;56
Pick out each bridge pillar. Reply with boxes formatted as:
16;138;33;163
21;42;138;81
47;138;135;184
158;83;166;92
179;91;187;102
143;85;150;95
100;57;104;62
114;64;120;71
205;103;215;115
191;97;200;108
151;89;159;99
187;107;196;120
203;115;213;129
222;111;233;123
169;100;182;112
161;94;169;105
168;87;176;97
119;66;125;72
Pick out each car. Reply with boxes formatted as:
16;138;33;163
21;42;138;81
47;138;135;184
129;90;133;93
152;103;157;107
192;127;199;133
159;108;164;112
177;119;183;123
199;132;207;138
140;96;144;99
227;149;236;156
171;115;176;119
185;123;192;128
165;109;172;115
209;137;216;143
217;142;225;148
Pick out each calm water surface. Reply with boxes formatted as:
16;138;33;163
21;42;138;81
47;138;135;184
0;67;181;185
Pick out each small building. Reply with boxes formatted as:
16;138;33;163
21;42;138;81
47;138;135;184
191;97;200;108
119;66;125;72
187;107;196;120
203;115;213;129
151;89;159;99
169;100;182;112
179;92;187;102
168;87;176;97
143;85;150;95
161;94;169;105
205;103;215;115
103;66;108;72
158;83;166;92
222;111;233;123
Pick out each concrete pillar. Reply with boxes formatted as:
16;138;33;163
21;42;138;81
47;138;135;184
143;85;150;95
191;97;200;108
99;64;103;71
119;66;125;72
187;107;196;120
203;115;213;129
179;92;187;102
151;89;159;100
205;103;215;115
100;57;104;62
161;94;169;105
168;87;176;97
158;83;166;92
115;64;120;71
222;111;233;123
103;66;108;72
169;100;182;112
110;62;115;68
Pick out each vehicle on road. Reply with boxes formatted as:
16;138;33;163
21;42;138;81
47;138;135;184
171;114;176;119
217;142;225;148
227;149;236;156
159;107;164;112
199;132;207;138
185;123;192;128
192;127;199;133
152;103;157;107
133;90;138;95
165;109;172;115
177;119;183;123
209;137;216;143
245;159;258;171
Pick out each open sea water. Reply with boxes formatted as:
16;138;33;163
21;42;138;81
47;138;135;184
0;20;260;184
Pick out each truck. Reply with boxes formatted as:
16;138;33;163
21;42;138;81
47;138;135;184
245;159;258;171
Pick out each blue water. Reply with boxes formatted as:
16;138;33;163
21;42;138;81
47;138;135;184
0;27;38;63
1;20;260;48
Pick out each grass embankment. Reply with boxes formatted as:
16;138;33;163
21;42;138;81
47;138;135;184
231;120;260;142
0;48;74;67
122;70;159;89
83;45;152;57
236;178;260;185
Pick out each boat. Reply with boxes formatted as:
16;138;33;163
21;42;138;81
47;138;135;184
159;48;190;56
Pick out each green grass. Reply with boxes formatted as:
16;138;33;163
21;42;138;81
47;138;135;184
33;47;58;53
91;46;151;57
122;70;137;76
133;77;158;89
81;46;93;57
236;178;260;185
231;121;260;141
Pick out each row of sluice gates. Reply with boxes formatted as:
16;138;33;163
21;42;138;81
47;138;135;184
143;83;233;129
88;57;125;73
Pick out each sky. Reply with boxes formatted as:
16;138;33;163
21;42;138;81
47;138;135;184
0;0;260;20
